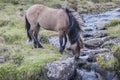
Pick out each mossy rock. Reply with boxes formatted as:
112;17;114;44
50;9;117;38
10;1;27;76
111;45;120;75
97;54;117;71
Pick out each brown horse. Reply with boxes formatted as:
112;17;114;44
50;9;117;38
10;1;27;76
25;4;83;59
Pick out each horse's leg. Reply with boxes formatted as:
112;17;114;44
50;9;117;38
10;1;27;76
59;31;65;54
35;26;43;48
29;30;37;48
33;31;43;48
63;34;67;51
29;26;43;48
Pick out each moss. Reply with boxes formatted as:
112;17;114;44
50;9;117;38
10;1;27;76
104;19;120;28
97;54;117;71
111;45;120;76
104;19;120;37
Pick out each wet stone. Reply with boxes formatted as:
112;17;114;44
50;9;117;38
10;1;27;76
76;69;101;80
84;38;104;49
45;58;75;80
83;27;93;31
93;31;108;38
0;55;5;63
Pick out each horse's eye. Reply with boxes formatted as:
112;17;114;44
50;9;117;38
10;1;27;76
67;47;72;51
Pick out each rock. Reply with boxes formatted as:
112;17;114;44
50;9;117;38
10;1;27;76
101;41;116;49
111;37;120;43
93;31;108;38
84;38;104;49
80;51;96;62
48;36;70;48
0;48;8;53
83;27;93;31
83;32;93;38
90;48;110;54
81;49;91;56
96;68;116;80
81;48;109;56
45;58;75;80
38;34;43;42
102;36;111;42
76;69;101;80
0;55;5;63
96;52;116;71
96;24;106;30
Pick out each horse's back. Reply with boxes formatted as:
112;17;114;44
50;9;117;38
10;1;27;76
26;4;68;31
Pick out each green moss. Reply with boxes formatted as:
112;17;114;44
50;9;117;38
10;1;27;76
97;54;117;70
104;19;120;28
111;45;120;75
105;24;120;37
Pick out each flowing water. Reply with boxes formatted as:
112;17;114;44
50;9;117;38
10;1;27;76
83;7;120;34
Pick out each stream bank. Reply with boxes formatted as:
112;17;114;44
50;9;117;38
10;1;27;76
45;7;120;80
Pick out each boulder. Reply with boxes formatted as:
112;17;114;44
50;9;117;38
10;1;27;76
0;55;5;63
84;38;104;49
45;58;75;80
96;24;106;30
83;27;93;31
90;48;110;54
101;41;116;49
93;31;108;38
83;32;93;38
76;69;101;80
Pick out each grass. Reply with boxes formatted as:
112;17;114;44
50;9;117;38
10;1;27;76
0;3;63;80
103;20;120;75
104;19;120;28
111;45;120;75
107;25;120;37
104;19;120;37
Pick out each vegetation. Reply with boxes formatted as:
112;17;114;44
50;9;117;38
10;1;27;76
104;19;120;77
111;45;120;78
104;19;120;28
0;3;62;80
104;19;120;37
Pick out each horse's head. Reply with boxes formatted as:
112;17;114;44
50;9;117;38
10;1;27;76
64;7;84;59
67;37;84;60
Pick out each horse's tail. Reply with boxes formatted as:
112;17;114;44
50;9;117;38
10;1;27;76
25;15;32;41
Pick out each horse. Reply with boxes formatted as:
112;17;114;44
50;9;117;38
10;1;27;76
25;4;84;59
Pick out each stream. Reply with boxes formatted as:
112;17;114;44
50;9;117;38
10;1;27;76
46;7;120;80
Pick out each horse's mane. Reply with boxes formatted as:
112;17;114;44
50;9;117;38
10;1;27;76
62;7;82;44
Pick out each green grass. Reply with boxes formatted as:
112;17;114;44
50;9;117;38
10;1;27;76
111;45;120;74
104;19;120;28
0;3;63;80
104;19;120;37
107;25;120;37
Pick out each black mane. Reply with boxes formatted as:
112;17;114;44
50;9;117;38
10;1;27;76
63;8;81;44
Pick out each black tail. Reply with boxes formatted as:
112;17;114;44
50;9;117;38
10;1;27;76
25;15;32;41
